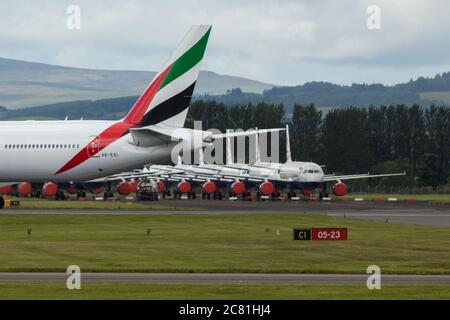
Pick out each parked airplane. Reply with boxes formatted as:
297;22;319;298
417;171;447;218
103;125;405;200
220;125;406;198
0;25;282;208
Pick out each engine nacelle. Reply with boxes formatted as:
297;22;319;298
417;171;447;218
259;181;274;196
42;182;58;197
156;180;166;193
333;182;347;197
129;181;138;193
66;185;79;195
18;182;32;196
231;181;245;195
117;181;132;196
91;187;104;195
177;181;191;194
202;181;217;194
301;189;312;196
0;185;13;195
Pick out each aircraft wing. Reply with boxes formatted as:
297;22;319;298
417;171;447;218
323;172;406;182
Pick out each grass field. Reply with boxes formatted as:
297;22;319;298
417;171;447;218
0;282;449;299
0;213;448;274
5;198;195;210
344;193;450;203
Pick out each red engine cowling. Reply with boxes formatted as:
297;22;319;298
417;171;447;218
0;185;13;195
301;189;312;196
202;181;217;194
156;180;166;193
42;182;58;197
259;181;274;196
177;181;191;194
18;182;32;196
91;187;104;195
117;181;132;196
333;182;347;197
231;181;245;195
67;185;79;194
129;181;138;193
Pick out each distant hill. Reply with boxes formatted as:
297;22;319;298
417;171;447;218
0;57;274;109
0;96;137;120
2;56;450;119
197;73;450;112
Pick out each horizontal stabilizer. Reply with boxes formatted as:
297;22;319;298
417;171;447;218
129;127;177;147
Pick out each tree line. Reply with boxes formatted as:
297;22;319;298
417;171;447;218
186;101;450;189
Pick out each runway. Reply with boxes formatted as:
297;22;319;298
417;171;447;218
1;199;449;227
1;272;449;284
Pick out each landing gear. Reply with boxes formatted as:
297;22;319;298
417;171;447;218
287;191;297;201
319;183;328;200
55;190;66;201
0;196;4;209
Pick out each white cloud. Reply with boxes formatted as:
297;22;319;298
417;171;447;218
0;0;449;85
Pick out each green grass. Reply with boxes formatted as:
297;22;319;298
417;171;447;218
5;198;195;211
0;282;449;299
0;213;448;274
344;193;450;203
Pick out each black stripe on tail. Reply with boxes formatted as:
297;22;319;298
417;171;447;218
140;82;196;126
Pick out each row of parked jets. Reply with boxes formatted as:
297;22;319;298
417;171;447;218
99;125;405;201
0;25;404;207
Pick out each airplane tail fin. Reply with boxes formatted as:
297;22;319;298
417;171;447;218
124;25;212;128
285;124;292;162
255;127;261;164
226;132;233;165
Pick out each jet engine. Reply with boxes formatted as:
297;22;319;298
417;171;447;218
230;181;245;195
301;189;312;196
202;181;217;194
177;180;191;194
259;181;274;196
117;181;132;195
0;185;13;195
332;182;347;196
156;180;166;193
18;182;32;196
129;181;138;193
42;182;58;197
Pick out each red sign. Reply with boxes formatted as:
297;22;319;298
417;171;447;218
311;228;347;240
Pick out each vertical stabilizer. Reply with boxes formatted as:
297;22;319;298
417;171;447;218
286;124;292;162
255;127;261;164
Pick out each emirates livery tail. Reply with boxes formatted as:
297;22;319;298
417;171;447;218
124;25;211;128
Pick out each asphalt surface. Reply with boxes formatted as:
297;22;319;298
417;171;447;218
1;199;449;227
1;272;449;284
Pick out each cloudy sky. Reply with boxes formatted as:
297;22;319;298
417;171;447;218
1;0;450;86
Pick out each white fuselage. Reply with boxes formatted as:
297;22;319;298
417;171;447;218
0;120;176;182
217;161;325;183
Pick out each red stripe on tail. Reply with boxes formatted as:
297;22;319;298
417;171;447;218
124;65;172;125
